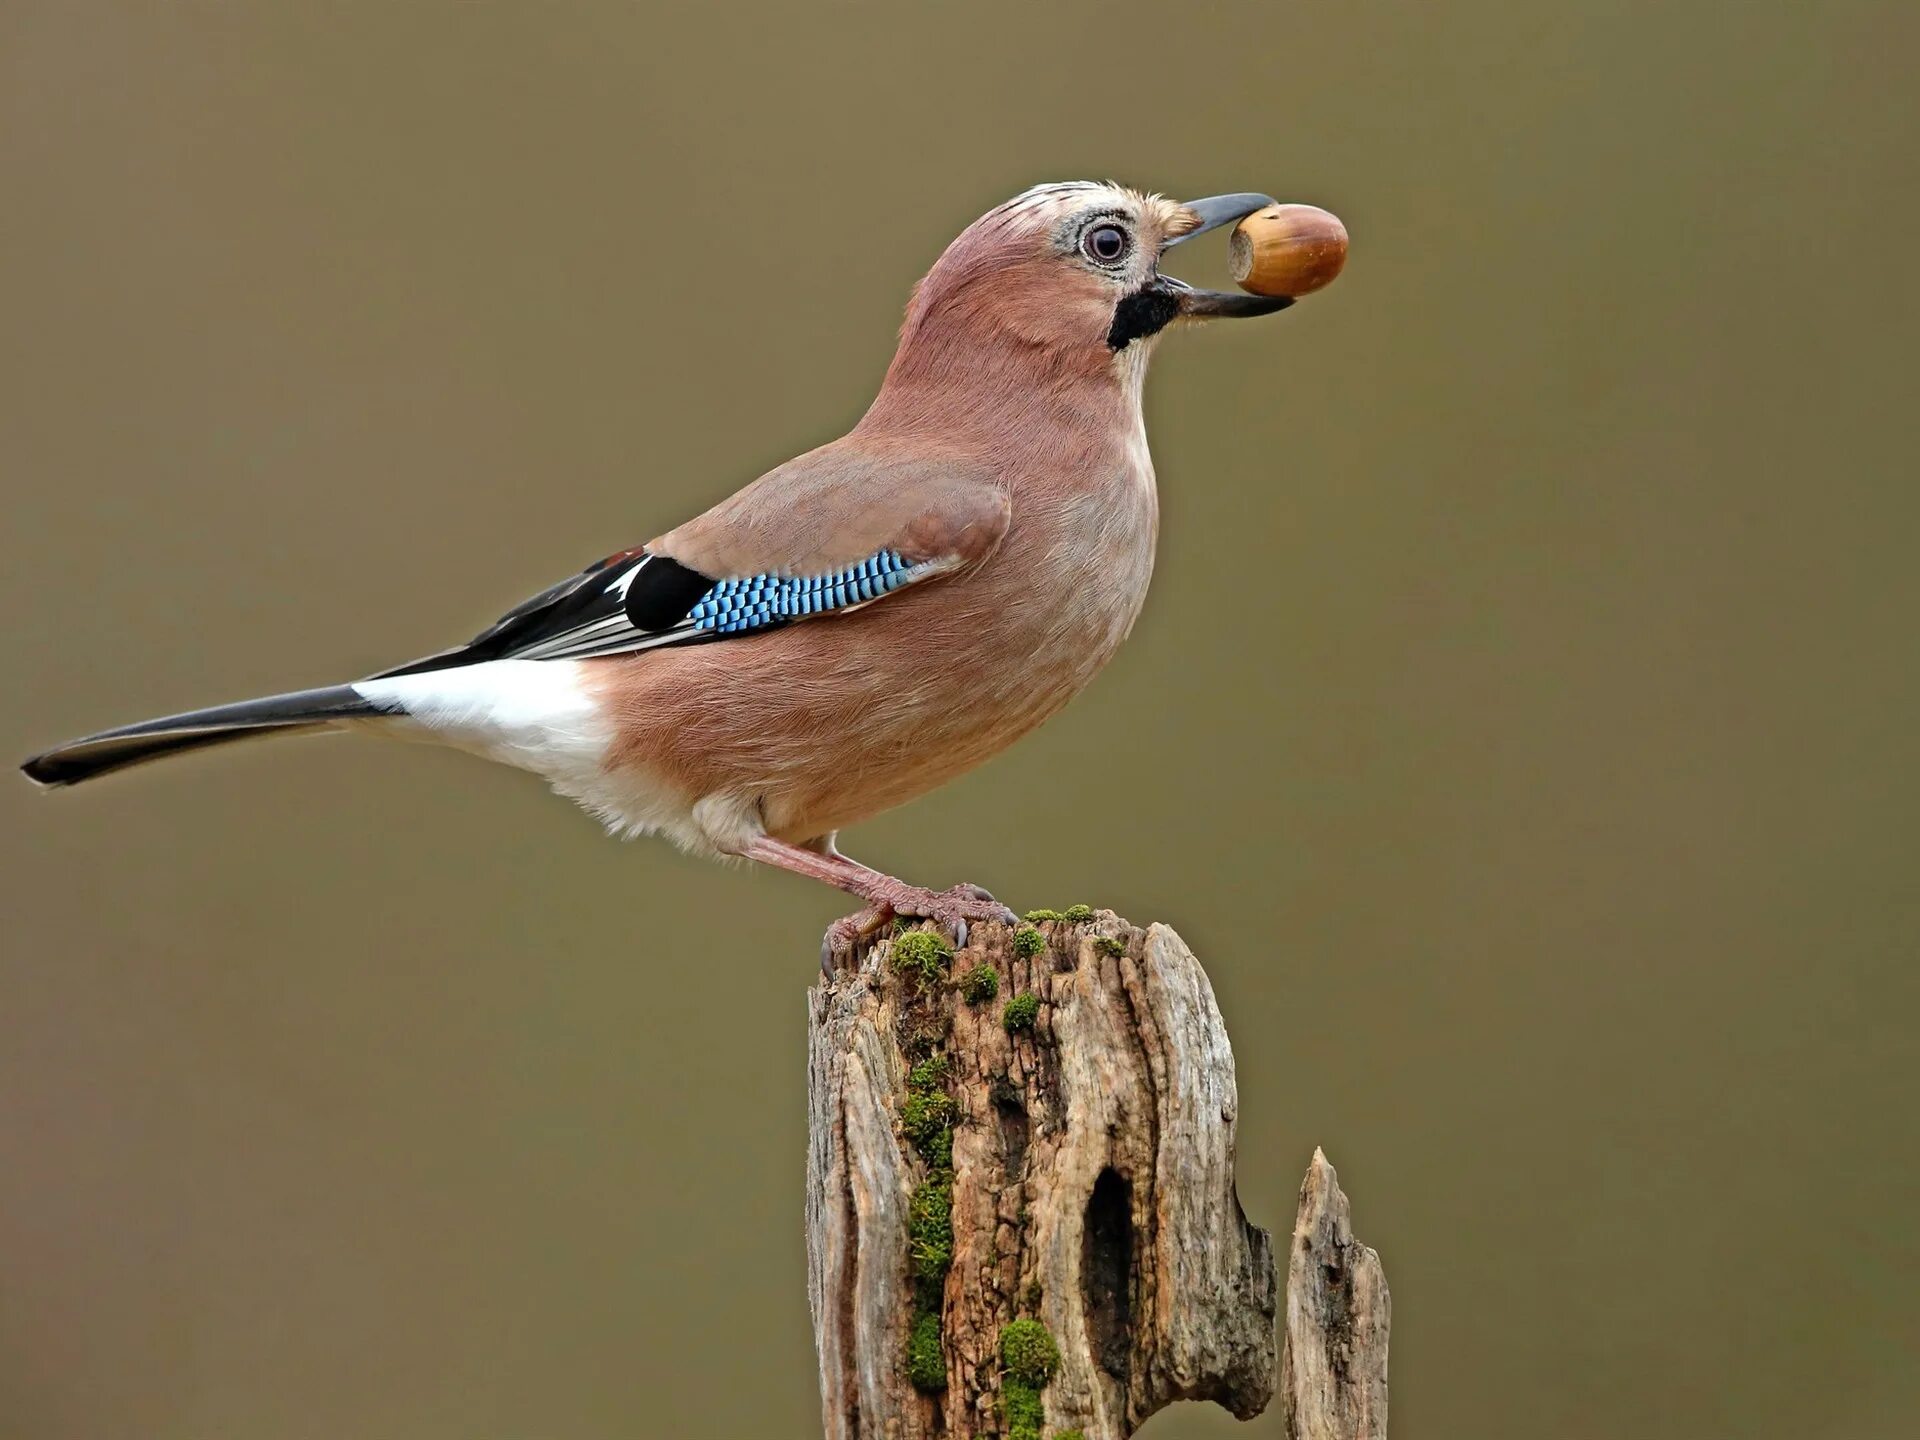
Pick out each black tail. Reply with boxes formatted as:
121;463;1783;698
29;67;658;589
21;685;380;788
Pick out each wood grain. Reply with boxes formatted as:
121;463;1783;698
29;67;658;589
805;912;1390;1438
1282;1149;1391;1440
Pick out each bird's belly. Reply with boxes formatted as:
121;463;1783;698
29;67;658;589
594;498;1156;844
754;629;1116;838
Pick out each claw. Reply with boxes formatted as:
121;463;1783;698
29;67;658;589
940;883;1017;928
821;903;893;976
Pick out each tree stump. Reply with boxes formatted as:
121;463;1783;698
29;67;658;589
805;909;1389;1439
1283;1150;1390;1440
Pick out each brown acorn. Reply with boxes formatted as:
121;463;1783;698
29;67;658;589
1228;204;1349;298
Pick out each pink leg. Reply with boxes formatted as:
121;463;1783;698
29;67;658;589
739;835;1015;969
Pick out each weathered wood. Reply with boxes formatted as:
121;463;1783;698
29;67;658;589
1282;1149;1390;1440
806;910;1390;1439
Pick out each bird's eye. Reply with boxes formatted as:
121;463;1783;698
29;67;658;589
1082;224;1130;265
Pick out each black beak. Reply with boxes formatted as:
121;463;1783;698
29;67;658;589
1161;275;1293;319
1155;192;1293;319
1162;192;1278;248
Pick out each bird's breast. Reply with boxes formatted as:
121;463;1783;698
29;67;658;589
593;445;1162;843
1010;457;1159;672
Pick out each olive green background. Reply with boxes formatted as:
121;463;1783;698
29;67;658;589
3;3;1915;1437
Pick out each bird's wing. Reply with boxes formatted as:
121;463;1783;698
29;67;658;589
368;449;1009;679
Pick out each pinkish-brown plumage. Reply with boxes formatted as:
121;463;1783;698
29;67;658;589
24;181;1306;945
605;186;1186;842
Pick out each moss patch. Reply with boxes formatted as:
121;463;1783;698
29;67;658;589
1002;1377;1044;1439
1013;924;1045;958
901;1036;958;1396
901;1053;956;1160
902;1089;957;1153
1000;1318;1061;1385
1092;935;1127;958
961;964;999;1004
1023;904;1094;925
908;1055;948;1089
891;929;952;987
907;1309;946;1393
998;1320;1061;1440
909;1174;954;1281
1003;992;1040;1034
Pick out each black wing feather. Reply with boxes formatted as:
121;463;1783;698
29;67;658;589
367;549;721;680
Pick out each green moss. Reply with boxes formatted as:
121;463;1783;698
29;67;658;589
961;964;1000;1004
906;1141;955;1392
1023;904;1094;925
1013;924;1045;958
907;1309;946;1393
896;943;956;1401
1023;1278;1044;1311
902;1090;957;1151
891;929;952;986
902;1052;957;1159
908;1055;949;1090
998;1322;1060;1440
908;1176;954;1281
1001;1378;1044;1439
1002;992;1040;1034
1092;935;1126;958
1000;1319;1061;1386
1055;1431;1086;1440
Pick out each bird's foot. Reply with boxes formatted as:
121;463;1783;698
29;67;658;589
886;881;1017;927
877;881;1017;952
818;883;1016;975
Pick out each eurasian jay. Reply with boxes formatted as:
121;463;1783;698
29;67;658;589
22;183;1296;945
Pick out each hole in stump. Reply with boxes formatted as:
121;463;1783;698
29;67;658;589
993;1076;1029;1178
1083;1168;1133;1380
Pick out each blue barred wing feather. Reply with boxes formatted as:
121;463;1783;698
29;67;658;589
687;551;917;633
367;547;929;679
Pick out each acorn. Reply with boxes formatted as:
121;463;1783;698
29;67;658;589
1228;204;1349;299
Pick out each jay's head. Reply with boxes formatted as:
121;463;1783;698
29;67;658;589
890;181;1288;387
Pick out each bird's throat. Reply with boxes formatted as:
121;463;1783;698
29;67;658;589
1107;286;1182;351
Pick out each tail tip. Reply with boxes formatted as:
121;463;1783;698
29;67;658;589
20;751;74;788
